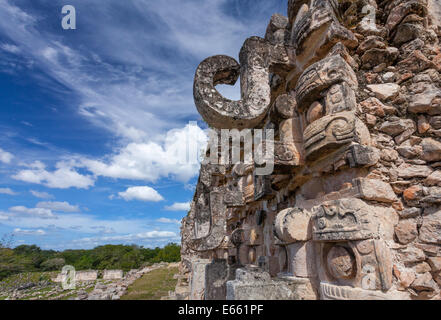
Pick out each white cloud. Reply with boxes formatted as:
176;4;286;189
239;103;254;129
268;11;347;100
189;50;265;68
0;210;176;236
164;202;190;212
36;201;80;213
136;231;177;239
73;230;178;244
0;210;181;249
0;148;13;164
0;1;283;193
9;206;57;219
12;161;95;189
0;1;287;250
0;0;279;141
82;123;207;183
91;226;116;235
118;186;164;202
1;43;21;54
13;228;46;236
30;190;54;199
157;218;181;224
0;188;18;195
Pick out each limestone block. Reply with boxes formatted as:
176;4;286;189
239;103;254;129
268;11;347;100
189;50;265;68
425;170;441;186
367;83;400;101
408;83;441;114
395;220;418;244
428;0;441;28
75;271;98;282
286;242;317;278
190;259;211;300
265;14;289;45
397;163;433;178
273;94;296;120
428;257;441;272
226;268;294;300
386;0;428;32
421;138;441;162
204;259;235;300
355;178;398;203
361;47;399;69
276;274;319;300
274;207;312;243
320;282;409;300
411;272;438;295
103;270;123;280
420;208;441;244
379;118;415;137
257;256;281;277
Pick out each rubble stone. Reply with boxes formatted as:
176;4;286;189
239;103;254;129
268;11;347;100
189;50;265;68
421;138;441;162
367;83;401;101
395;219;418;244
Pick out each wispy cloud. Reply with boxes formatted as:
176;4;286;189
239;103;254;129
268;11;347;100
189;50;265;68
8;206;57;219
157;217;181;224
13;228;46;236
1;43;20;54
164;202;190;212
74;231;177;242
0;187;18;195
12;160;95;189
36;201;80;213
0;0;286;249
0;0;282;141
30;190;54;199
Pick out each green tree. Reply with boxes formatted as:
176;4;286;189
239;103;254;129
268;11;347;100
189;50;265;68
40;258;66;271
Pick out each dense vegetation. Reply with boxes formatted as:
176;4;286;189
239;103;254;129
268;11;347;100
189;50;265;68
0;240;181;281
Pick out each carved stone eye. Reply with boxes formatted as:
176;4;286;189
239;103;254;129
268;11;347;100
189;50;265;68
327;69;340;80
325;206;338;217
327;246;356;280
318;218;327;230
306;101;324;124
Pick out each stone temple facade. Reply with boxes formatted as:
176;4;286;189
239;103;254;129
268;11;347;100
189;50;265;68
176;0;441;300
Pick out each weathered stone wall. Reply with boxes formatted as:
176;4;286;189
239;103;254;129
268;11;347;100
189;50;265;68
103;270;124;280
181;0;441;300
75;271;98;282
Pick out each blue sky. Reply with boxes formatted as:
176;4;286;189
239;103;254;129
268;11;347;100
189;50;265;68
0;0;286;250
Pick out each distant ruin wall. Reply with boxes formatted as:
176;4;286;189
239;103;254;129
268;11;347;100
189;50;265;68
103;270;124;280
75;271;98;282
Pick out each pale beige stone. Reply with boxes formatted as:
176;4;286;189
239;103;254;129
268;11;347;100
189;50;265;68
367;83;400;101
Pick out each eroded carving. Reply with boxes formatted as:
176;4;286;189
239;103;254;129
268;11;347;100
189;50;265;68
178;0;441;301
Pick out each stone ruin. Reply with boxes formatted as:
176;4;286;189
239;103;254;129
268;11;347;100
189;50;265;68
103;270;124;280
52;270;98;283
176;0;441;300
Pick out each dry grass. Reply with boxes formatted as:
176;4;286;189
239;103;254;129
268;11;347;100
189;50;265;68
121;266;178;300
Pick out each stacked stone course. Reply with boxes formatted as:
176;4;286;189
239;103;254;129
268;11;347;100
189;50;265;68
179;0;441;300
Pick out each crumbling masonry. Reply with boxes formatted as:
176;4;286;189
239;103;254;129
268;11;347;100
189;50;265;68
176;0;441;300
